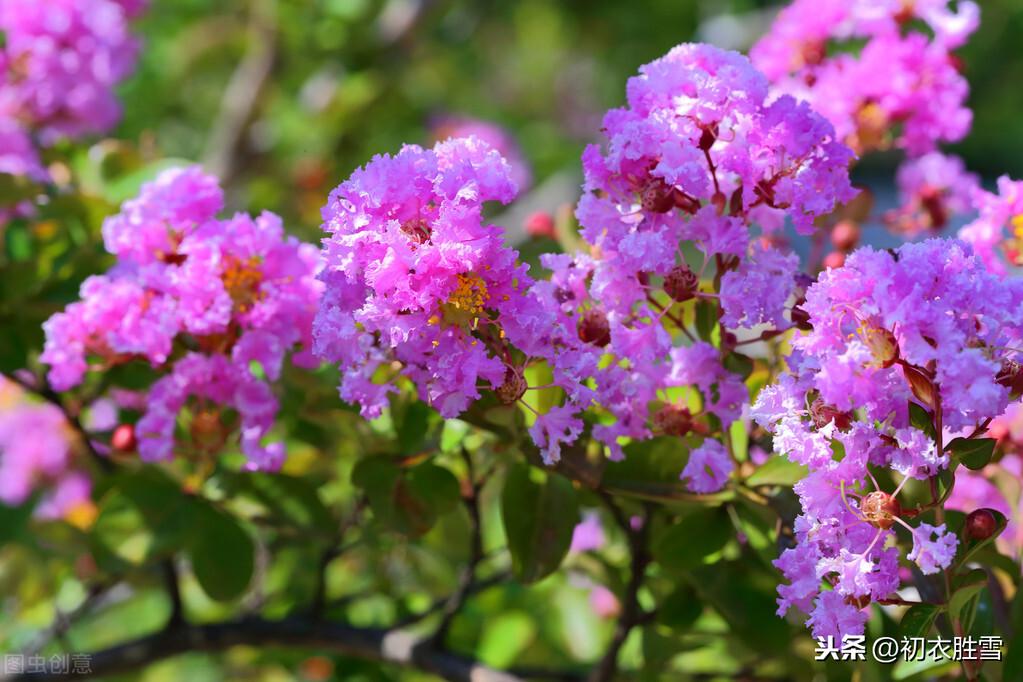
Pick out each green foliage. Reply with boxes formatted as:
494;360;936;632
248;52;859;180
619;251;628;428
501;464;579;583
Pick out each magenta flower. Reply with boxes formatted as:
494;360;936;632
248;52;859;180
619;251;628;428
42;166;321;471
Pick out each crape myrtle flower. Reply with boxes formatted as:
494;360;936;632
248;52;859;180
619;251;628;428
0;377;93;521
313;137;550;423
753;238;1023;641
958;176;1023;276
0;0;143;145
430;115;532;192
886;152;980;236
519;44;853;465
752;0;977;156
42;166;321;470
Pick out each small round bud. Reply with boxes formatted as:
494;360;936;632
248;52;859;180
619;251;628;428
831;220;860;251
525;211;556;239
640;178;675;214
822;251;846;269
578;308;611;347
721;331;738;352
663;265;699;302
495;368;527;405
965;508;999;541
698;126;716;151
861;491;902;530
111;424;137;452
653;404;693;437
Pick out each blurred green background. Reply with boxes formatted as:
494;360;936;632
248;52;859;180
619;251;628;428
117;0;1023;240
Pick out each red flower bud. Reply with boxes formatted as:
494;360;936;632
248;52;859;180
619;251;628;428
111;423;136;452
831;220;860;251
822;251;846;269
861;491;902;530
653;404;693;437
525;211;556;239
965;508;999;541
578;308;611;347
663;264;699;302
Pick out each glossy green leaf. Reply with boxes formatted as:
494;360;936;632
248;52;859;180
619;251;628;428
501;464;579;583
188;503;254;601
947;437;996;471
653;507;732;571
900;603;941;638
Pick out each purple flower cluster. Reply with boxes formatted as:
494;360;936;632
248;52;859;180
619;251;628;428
42;166;321;470
313;137;544;420
752;0;976;156
958;176;1023;276
753;238;1023;640
514;44;853;467
0;0;144;181
0;377;90;519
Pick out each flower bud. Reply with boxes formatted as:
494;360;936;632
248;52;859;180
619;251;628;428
822;251;846;269
653;404;693;437
496;368;527;405
578;308;612;347
965;508;999;541
525;211;556;239
902;363;936;408
790;301;813;331
663;264;699;302
861;491;902;530
640;178;675;213
111;423;137;452
831;220;860;251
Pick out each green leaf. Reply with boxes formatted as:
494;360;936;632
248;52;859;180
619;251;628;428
899;603;941;638
653;507;732;571
188;503;254;601
241;472;335;533
948;569;987;630
656;585;702;631
746;455;808;487
0;499;34;546
0;172;40;205
395;400;437;455
908;402;936;439
501;464;579;583
352;457;460;537
723;352;754;380
947;438;996;471
694;298;718;342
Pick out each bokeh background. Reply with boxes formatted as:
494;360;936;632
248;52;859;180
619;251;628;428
118;0;1023;238
4;1;1023;681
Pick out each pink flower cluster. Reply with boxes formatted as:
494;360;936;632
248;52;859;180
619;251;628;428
958;176;1023;276
41;166;321;470
753;238;1023;640
313;137;543;420
515;44;853;469
0;0;144;181
0;377;90;519
752;0;976;156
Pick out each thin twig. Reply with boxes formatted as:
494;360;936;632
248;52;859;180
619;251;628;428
12;616;527;682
